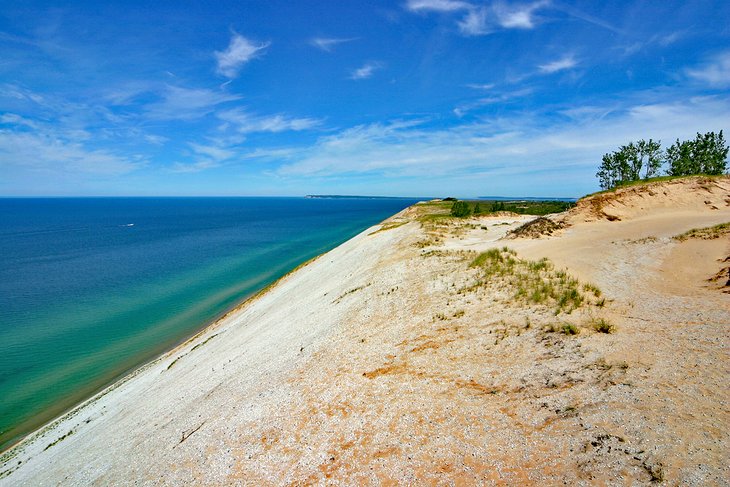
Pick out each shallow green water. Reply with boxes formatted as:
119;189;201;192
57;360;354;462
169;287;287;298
0;197;417;450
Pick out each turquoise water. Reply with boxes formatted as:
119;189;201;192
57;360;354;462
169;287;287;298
0;197;417;450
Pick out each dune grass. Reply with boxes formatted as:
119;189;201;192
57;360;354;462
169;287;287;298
467;247;597;314
673;222;730;241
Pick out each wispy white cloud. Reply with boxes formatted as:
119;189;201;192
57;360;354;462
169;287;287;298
654;31;684;47
143;134;169;145
558;105;616;123
102;82;157;106
215;34;270;78
189;142;235;161
144;85;240;120
270;94;729;195
0;113;39;129
538;55;577;73
406;0;550;36
165;138;242;174
686;51;730;88
619;31;687;57
0;129;141;176
169;107;322;174
217;108;321;133
494;0;549;29
458;7;490;36
170;159;221;173
0;84;46;105
405;0;471;12
453;87;533;116
168;142;237;173
466;83;496;90
554;4;622;34
310;37;357;52
350;62;382;80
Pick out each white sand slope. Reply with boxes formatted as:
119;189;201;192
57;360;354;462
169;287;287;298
1;177;728;485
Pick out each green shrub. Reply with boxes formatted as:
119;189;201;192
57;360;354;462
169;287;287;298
561;323;580;335
450;200;472;217
591;318;615;334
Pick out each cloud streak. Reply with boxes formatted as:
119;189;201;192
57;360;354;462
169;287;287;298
217;108;321;133
686;50;730;88
269;94;729;195
494;0;549;29
310;37;357;52
144;86;240;121
215;34;270;78
458;8;490;36
350;62;381;80
453;88;534;116
407;0;550;36
538;55;577;73
405;0;471;12
0;129;141;177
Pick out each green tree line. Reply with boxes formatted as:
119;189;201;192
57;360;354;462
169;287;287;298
596;131;728;190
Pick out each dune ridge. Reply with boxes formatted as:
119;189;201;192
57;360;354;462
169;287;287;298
1;177;728;485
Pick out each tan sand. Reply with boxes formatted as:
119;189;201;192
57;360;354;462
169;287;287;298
1;176;728;485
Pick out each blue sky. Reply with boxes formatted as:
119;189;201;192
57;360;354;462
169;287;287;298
1;0;729;197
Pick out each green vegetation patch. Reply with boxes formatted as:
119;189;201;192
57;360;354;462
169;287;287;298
591;318;615;334
508;216;565;238
475;199;573;216
369;220;408;235
595;130;728;191
673;222;730;241
415;199;573;220
450;200;471;217
468;247;598;314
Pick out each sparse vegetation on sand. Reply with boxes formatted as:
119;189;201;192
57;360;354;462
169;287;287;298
673;222;730;241
466;247;602;314
590;318;615;334
369;220;408;235
507;216;564;238
415;199;573;221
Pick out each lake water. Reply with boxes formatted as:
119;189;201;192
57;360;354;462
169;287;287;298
0;197;418;450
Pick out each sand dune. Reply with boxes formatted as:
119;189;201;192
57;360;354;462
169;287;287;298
1;177;728;485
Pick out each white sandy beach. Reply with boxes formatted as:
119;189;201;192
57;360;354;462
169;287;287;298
1;176;728;485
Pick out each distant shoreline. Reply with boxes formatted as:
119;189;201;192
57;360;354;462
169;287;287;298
307;195;579;202
477;196;578;202
305;195;428;199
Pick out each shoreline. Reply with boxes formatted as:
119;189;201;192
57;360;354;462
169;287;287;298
0;251;324;464
2;179;728;484
0;211;396;457
0;211;409;479
0;283;262;456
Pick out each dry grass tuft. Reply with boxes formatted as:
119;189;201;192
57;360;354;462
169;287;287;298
673;222;730;241
590;318;615;334
467;247;601;314
507;217;565;239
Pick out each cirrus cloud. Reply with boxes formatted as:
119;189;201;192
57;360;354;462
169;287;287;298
538;55;578;73
215;34;270;78
686;50;730;88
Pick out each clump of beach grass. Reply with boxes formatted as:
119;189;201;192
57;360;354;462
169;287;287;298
468;247;593;314
591;318;615;334
673;222;730;241
561;322;580;335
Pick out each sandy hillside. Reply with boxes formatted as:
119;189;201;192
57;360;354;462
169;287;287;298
1;176;729;486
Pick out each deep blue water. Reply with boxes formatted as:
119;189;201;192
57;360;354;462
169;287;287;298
0;197;417;450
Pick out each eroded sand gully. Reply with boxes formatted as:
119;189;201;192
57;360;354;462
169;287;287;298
1;177;729;485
